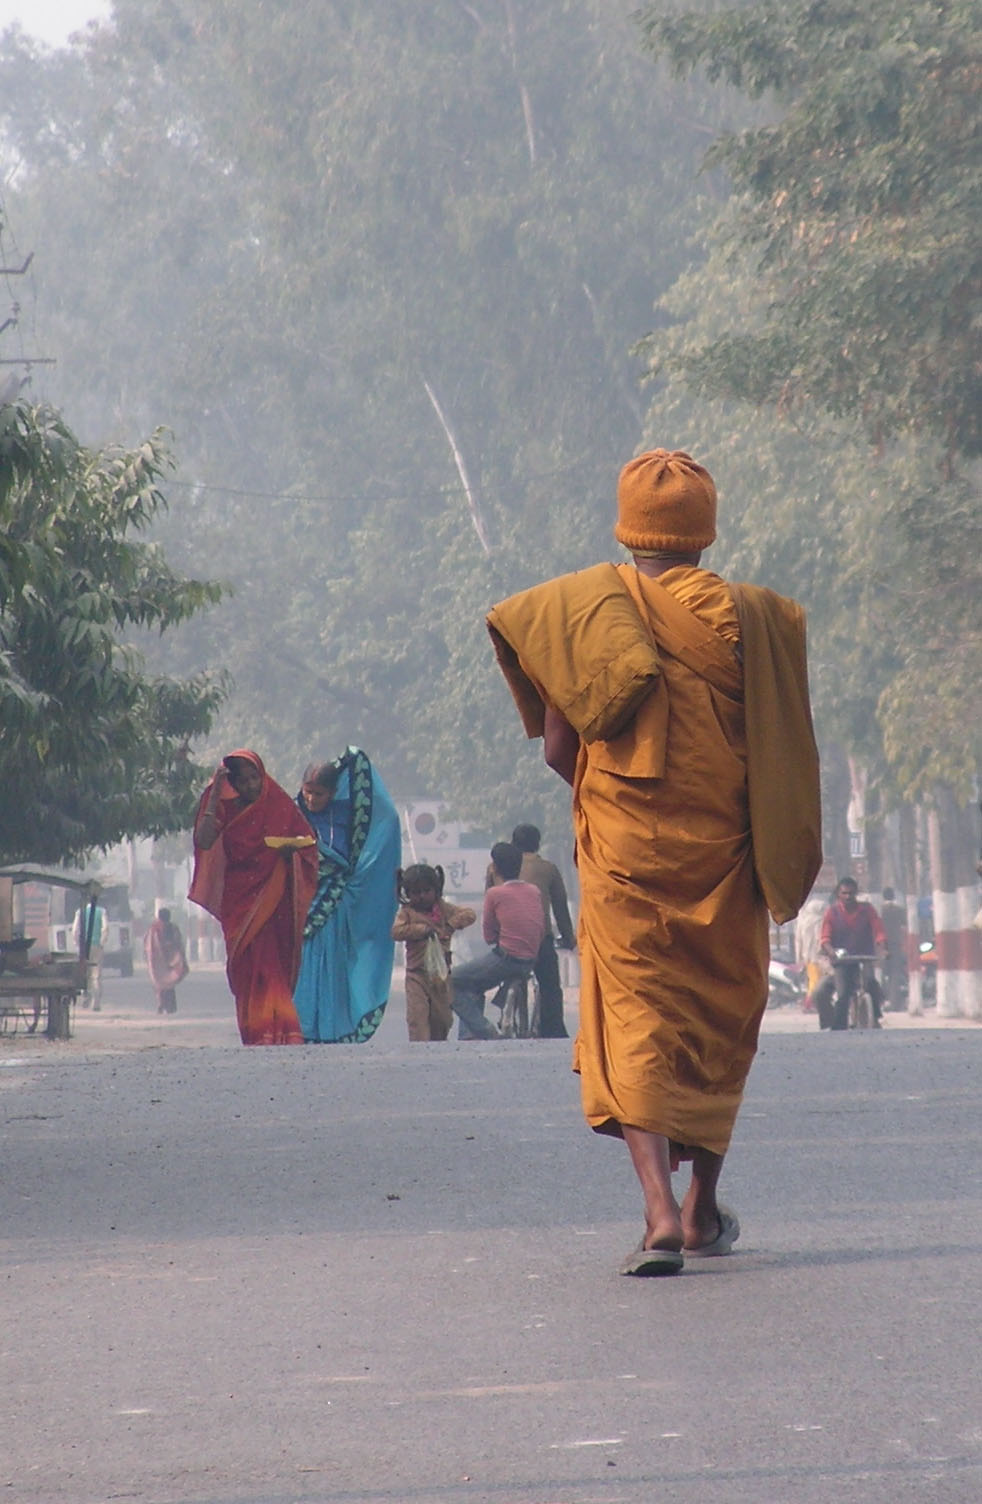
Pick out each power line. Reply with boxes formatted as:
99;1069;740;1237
165;476;460;507
164;460;617;510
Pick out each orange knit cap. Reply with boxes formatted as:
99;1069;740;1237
614;448;717;554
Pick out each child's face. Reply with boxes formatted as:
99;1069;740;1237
408;885;437;911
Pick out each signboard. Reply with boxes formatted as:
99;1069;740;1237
401;801;486;896
418;849;484;897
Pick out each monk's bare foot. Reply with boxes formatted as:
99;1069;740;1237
643;1210;684;1253
681;1213;722;1250
680;1147;729;1249
680;1189;721;1250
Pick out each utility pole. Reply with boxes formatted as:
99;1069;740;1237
0;242;56;401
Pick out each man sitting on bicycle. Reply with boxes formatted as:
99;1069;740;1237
451;842;545;1039
813;876;887;1030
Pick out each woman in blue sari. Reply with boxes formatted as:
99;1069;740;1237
293;749;401;1042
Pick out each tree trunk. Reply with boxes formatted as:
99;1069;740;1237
846;755;867;886
930;788;982;1018
899;804;923;1014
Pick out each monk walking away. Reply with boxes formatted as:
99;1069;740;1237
488;448;821;1275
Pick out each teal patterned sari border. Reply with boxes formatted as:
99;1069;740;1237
302;747;375;939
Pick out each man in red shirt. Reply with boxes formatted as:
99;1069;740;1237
451;842;545;1039
814;876;887;1029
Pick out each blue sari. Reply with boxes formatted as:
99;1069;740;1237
293;749;401;1042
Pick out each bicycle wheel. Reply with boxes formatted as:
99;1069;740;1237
853;990;874;1030
498;979;516;1038
512;982;529;1039
529;978;541;1038
499;977;529;1038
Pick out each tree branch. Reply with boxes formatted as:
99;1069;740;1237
422;377;492;555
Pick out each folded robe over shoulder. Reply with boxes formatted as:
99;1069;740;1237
486;563;665;750
488;564;822;1154
488;562;820;925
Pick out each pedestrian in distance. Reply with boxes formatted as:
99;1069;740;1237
813;877;887;1029
879;886;908;1011
144;906;189;1015
486;824;576;1037
72;891;108;1011
509;824;575;1038
392;864;476;1041
451;842;545;1040
794;892;828;1013
488;447;821;1274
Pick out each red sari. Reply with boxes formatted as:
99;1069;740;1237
188;750;318;1045
144;918;189;1013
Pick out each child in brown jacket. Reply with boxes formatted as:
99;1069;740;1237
392;864;476;1041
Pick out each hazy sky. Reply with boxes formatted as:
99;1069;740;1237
0;0;110;46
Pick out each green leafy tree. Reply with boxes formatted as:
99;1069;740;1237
634;0;982;806
637;0;981;460
0;0;735;818
0;399;226;864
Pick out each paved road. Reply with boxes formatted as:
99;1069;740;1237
2;970;981;1503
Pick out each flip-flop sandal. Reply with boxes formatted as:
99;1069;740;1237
619;1239;685;1277
685;1206;740;1258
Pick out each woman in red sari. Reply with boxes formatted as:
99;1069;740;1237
144;907;189;1015
189;750;318;1045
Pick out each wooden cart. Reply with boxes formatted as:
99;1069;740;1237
0;868;101;1040
0;961;88;1039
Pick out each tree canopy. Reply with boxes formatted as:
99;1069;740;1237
0;397;225;864
0;0;730;828
0;0;977;843
635;0;982;807
637;0;981;463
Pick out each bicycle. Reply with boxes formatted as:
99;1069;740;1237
832;952;881;1030
491;964;540;1038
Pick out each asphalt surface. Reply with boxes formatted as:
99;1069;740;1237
2;970;981;1504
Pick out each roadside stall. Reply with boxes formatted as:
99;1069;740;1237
0;869;98;1039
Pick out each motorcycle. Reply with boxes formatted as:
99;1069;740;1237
767;956;807;1009
918;939;937;1004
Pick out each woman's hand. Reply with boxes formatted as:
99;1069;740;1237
195;767;227;850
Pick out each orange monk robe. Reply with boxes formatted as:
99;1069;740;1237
488;563;820;1155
